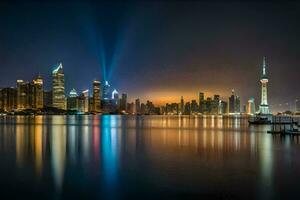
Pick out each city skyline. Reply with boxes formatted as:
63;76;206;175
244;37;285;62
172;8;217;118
0;57;299;115
1;1;300;110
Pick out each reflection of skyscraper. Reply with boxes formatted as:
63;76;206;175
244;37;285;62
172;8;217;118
34;116;43;176
92;80;101;112
259;57;270;114
51;116;67;191
52;63;66;109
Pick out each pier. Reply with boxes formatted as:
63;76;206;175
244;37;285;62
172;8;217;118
267;116;300;135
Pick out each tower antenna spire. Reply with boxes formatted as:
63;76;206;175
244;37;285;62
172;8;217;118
263;56;266;76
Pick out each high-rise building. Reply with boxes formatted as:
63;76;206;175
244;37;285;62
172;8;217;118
78;90;89;113
109;89;119;113
0;87;17;112
135;98;141;114
52;63;66;110
184;102;191;115
16;80;29;110
92;80;101;112
191;100;198;114
259;57;270;114
102;81;111;100
120;93;127;112
146;100;155;114
229;89;240;114
212;94;220;114
199;92;205;113
32;75;43;109
247;97;256;115
206;97;213;114
180;96;184;114
67;89;79;111
43;90;52;108
219;100;228;115
141;103;146;114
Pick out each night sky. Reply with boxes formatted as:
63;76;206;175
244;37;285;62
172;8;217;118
1;1;300;111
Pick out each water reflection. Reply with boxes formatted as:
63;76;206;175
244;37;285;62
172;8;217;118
0;115;300;199
51;116;67;191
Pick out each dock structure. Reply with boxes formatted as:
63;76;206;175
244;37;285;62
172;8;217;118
267;116;300;135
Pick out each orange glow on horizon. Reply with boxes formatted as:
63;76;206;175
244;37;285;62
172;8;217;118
129;89;230;106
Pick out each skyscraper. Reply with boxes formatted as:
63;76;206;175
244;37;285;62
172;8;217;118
247;97;256;115
67;89;79;111
191;100;198;114
16;80;29;110
229;89;240;114
102;81;111;100
180;96;184;114
120;93;127;112
92;80;101;112
78;90;89;113
0;87;17;112
43;90;52;108
52;63;66;109
212;94;220;114
112;89;119;110
32;75;43;109
199;92;205;113
135;98;141;114
259;57;270;114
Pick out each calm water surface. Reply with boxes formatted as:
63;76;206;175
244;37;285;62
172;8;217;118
0;115;300;199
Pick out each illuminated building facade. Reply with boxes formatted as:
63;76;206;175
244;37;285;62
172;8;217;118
0;87;17;112
92;80;101;112
102;81;111;100
32;75;43;109
16;80;29;110
219;100;228;114
67;89;79;111
259;57;270;114
79;90;89;113
247;97;256;115
52;63;66;110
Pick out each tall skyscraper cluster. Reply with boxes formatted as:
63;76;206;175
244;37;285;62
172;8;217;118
0;75;44;112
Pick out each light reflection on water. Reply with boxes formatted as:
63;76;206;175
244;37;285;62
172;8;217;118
1;115;300;199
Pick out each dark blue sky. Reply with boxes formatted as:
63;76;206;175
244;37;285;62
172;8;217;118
0;1;300;110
